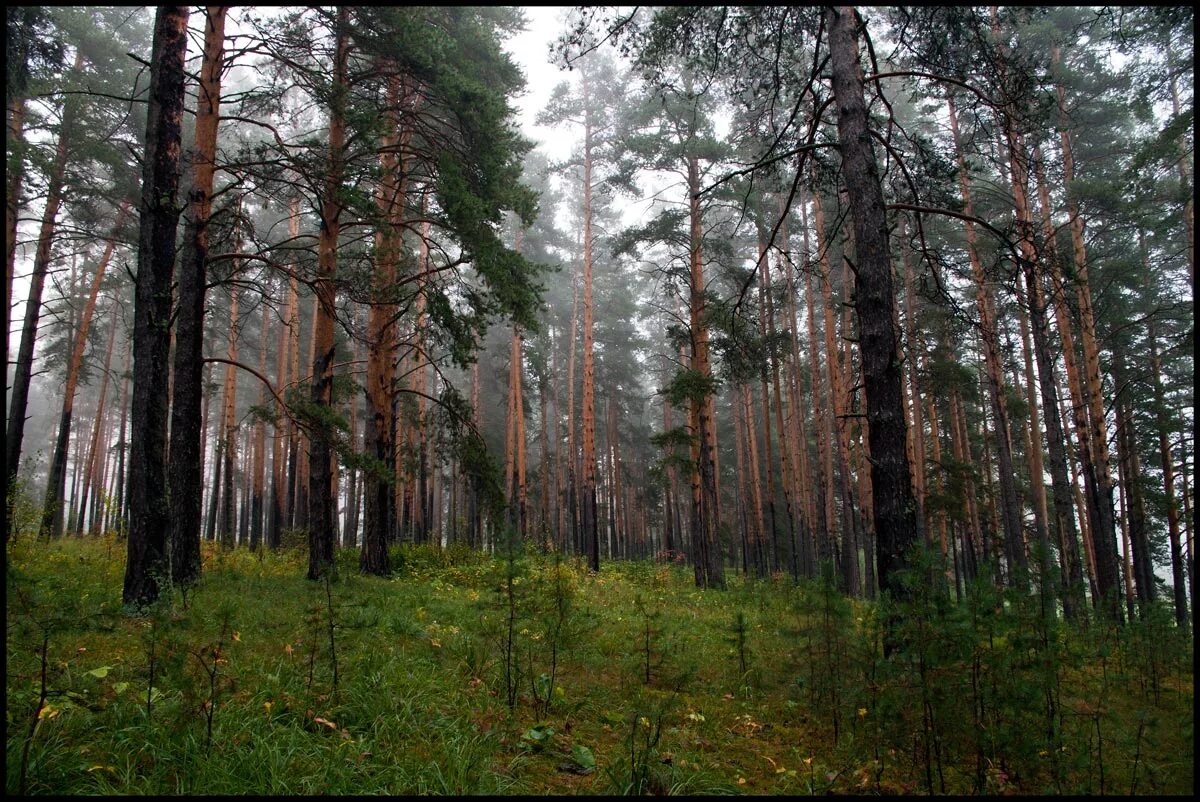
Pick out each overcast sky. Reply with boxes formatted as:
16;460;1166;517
504;6;580;164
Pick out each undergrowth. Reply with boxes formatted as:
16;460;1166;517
5;534;1193;795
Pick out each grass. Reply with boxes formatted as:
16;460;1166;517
6;533;1194;795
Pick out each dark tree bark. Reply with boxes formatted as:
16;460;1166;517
6;50;82;526
1030;145;1086;620
40;209;126;538
826;6;919;610
307;6;348;580
1112;343;1156;611
123;6;189;607
170;5;227;583
687;152;724;589
6;92;27;380
1148;310;1188;629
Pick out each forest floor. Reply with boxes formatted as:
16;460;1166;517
6;534;1194;795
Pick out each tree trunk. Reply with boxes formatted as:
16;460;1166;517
1055;58;1123;622
286;266;302;531
343;325;362;549
89;372;119;535
113;339;132;532
123;6;188;607
581;73;600;571
800;194;833;570
269;270;295;549
1167;45;1195;290
219;286;240;549
41;207;128;538
742;383;765;576
1147;297;1188;629
755;234;779;573
361;73;409;574
307;7;348;580
169;5;227;581
1112;343;1155;612
782;211;814;576
6;94;27;377
686;153;724;589
948;95;1026;583
250;303;268;550
1030;144;1086;620
900;232;928;547
826;5;919;611
7;50;83;516
515;328;528;541
813;189;855;584
75;311;118;536
1013;277;1053;600
539;374;550;545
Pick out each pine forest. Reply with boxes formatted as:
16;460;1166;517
5;6;1194;795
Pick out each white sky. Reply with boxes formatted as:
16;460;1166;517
504;6;580;165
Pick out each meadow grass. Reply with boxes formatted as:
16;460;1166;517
6;534;1193;795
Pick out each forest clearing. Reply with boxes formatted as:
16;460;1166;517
5;5;1194;795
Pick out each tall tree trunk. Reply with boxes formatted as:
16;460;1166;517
581;72;600;572
361;73;408;574
285;266;302;531
550;324;564;549
539;375;551;545
1060;377;1100;605
307;7;348;580
565;260;579;554
1146;292;1188;628
515;329;527;541
1166;45;1195;290
343;325;362;549
297;294;317;532
1180;443;1195;625
1013;277;1053;600
782;212;814;576
1030;144;1086;620
219;286;240;549
7;50;83;519
1055;54;1123;622
169;5;227;581
813;190;855;584
205;378;223;544
75;312;118;536
948;95;1026;583
89;376;118;534
840;220;865;596
250;303;268;550
41;207;127;538
113;339;132;532
412;211;430;543
900;233;929;547
800;194;833;570
733;393;750;573
755;233;779;573
6;94;27;377
686;152;724;589
742;383;765;576
269;272;295;549
1112;343;1155;611
123;6;188;606
768;227;800;577
470;361;482;547
826;6;919;612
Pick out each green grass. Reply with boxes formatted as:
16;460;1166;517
6;534;1194;795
